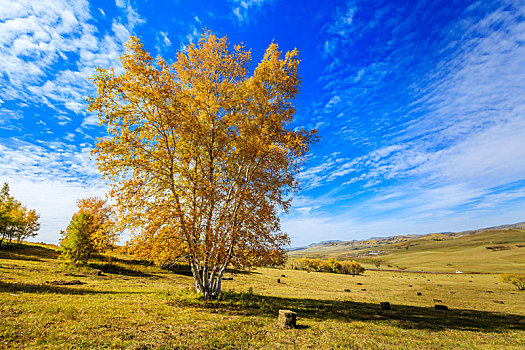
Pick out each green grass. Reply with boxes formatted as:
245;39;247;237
1;243;524;349
289;228;525;273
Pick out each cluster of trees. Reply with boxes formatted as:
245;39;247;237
0;183;40;246
501;273;525;290
59;197;118;265
88;32;316;298
290;257;365;275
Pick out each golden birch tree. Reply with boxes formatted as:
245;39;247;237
89;32;316;298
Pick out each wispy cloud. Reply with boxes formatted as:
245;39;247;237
230;0;271;24
286;0;525;244
0;138;105;243
0;0;144;243
0;0;144;117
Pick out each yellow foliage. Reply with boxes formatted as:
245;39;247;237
501;273;525;290
88;32;316;298
69;197;118;253
292;258;365;275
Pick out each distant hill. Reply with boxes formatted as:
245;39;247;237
288;222;525;273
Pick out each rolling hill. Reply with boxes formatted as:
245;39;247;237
288;223;525;273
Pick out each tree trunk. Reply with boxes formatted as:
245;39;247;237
190;261;225;300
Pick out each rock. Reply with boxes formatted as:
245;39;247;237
281;274;286;277
417;292;422;296
277;278;280;283
380;302;391;310
435;304;449;311
344;289;351;292
278;310;296;329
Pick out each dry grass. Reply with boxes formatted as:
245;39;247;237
289;229;525;273
1;243;524;349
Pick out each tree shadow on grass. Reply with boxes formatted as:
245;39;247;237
226;268;262;275
172;292;525;333
0;281;151;295
88;262;157;278
0;243;59;262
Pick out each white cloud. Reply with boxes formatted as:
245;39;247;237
0;138;105;243
289;1;525;244
0;0;143;117
231;0;269;24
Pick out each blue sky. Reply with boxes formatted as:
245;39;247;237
1;0;524;247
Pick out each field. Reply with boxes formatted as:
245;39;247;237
1;243;525;349
289;228;525;273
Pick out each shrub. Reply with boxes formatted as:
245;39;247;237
340;260;365;275
290;258;364;275
327;258;342;273
500;274;525;290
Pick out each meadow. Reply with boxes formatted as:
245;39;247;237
1;243;524;349
289;228;525;274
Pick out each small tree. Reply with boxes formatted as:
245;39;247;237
13;208;40;244
0;183;40;246
76;197;118;252
60;212;95;265
59;197;118;265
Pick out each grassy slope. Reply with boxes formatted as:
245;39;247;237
289;229;525;273
1;243;524;349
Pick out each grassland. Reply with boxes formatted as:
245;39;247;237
289;228;525;273
1;243;524;349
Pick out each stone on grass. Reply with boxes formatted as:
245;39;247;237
278;310;296;329
380;302;391;310
344;289;351;292
435;304;449;311
277;278;280;283
417;292;422;296
281;274;286;277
